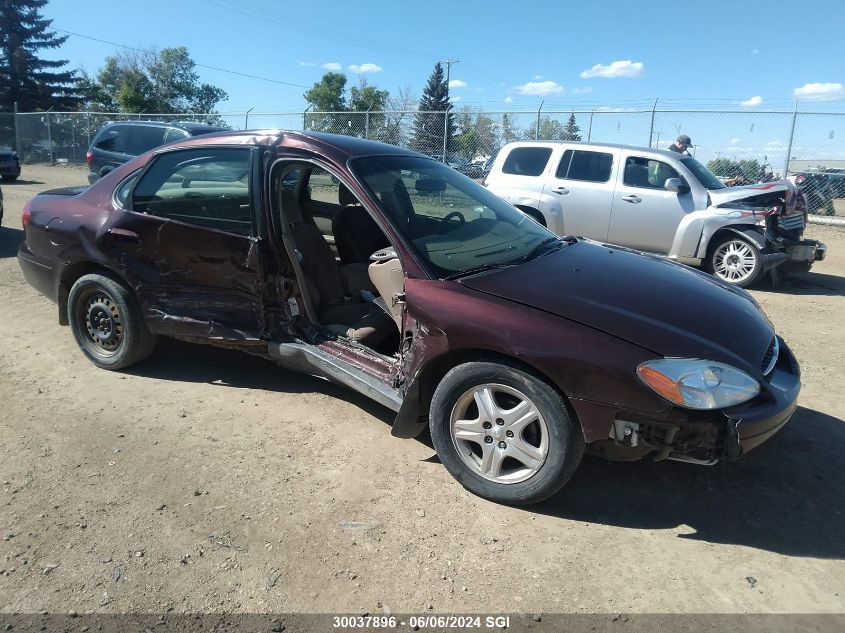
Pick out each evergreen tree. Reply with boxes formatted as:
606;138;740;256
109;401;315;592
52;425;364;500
411;62;454;156
562;112;582;141
0;0;79;111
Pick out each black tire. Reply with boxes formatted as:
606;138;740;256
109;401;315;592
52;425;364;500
1;175;17;182
429;361;584;505
68;273;156;370
706;234;763;288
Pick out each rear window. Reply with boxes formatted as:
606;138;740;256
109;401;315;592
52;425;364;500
502;147;552;176
555;149;613;182
94;126;130;153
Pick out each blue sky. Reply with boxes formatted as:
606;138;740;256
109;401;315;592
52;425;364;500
44;0;845;113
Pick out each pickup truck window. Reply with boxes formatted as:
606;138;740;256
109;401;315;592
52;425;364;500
502;147;552;176
555;149;613;182
131;148;253;236
623;156;681;189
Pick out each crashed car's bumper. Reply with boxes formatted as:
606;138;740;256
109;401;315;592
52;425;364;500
723;340;801;459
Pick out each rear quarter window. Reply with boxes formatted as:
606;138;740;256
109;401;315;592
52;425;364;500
556;149;613;182
501;147;553;176
94;126;129;153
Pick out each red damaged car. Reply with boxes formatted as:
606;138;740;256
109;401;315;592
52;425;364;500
18;131;801;505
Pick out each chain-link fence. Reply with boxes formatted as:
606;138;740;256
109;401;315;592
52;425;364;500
4;106;844;215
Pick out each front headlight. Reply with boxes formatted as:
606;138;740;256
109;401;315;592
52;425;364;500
637;358;760;410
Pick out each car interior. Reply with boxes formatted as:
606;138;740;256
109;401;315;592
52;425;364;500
275;163;403;357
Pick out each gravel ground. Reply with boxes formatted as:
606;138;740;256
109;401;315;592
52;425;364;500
0;165;843;616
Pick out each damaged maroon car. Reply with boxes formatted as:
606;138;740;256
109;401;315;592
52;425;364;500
18;131;801;505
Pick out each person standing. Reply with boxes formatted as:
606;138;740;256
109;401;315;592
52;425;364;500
668;135;693;155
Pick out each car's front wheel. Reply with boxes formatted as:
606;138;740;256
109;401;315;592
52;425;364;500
68;273;156;370
429;362;584;505
707;234;763;288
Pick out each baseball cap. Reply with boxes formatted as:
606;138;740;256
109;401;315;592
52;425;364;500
677;134;693;147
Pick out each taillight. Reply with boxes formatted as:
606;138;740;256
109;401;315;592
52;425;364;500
795;174;806;185
21;198;32;229
86;150;93;167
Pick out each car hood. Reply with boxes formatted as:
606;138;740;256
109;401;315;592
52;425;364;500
708;181;789;207
459;240;774;374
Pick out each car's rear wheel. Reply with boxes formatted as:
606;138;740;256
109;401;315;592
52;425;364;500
707;234;762;288
68;273;156;370
429;362;584;505
2;175;17;182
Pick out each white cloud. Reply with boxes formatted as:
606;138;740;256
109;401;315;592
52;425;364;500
348;63;383;74
533;74;543;80
298;61;317;67
452;95;462;102
751;49;761;55
793;82;845;101
516;80;564;96
573;86;594;94
730;138;742;145
448;79;467;89
766;140;786;149
595;106;637;112
504;96;513;103
321;62;341;71
740;95;763;107
579;60;644;79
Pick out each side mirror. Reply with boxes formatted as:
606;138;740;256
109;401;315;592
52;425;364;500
664;177;691;194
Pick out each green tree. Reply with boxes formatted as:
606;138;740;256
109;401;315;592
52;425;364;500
536;117;565;140
411;62;454;156
0;0;79;111
501;113;519;144
562;112;582;141
303;72;348;133
78;48;227;114
348;78;389;139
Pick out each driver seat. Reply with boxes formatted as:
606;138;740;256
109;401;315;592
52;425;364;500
280;187;395;346
333;184;390;264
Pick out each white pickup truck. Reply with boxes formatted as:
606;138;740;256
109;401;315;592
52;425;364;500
484;141;826;287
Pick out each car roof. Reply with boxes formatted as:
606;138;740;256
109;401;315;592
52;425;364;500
100;120;228;132
503;140;690;160
172;129;426;159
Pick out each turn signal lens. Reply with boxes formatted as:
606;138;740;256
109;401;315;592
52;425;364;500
637;359;760;410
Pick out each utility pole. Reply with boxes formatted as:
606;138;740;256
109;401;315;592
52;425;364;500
440;59;460;99
440;59;459;161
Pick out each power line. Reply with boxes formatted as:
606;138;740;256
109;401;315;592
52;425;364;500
51;27;309;89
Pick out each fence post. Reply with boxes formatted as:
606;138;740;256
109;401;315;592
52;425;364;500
442;107;450;162
648;98;658;147
783;100;798;178
46;109;54;166
365;109;370;140
13;102;22;157
244;107;254;130
535;101;544;140
302;105;312;131
587;110;594;142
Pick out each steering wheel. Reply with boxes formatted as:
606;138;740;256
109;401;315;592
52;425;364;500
438;211;466;234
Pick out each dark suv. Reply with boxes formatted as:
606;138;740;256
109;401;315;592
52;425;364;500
86;121;228;184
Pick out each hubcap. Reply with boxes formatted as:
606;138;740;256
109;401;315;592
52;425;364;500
82;292;123;354
449;383;549;484
713;240;757;283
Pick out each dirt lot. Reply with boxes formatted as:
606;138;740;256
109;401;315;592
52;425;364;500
1;165;844;616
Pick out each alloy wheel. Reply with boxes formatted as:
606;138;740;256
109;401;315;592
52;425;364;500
712;239;759;284
449;383;549;484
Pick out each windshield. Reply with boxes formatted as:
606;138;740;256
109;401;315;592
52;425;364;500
680;157;726;190
351;155;558;277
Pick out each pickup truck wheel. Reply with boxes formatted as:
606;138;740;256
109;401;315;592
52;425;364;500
429;362;584;505
68;273;156;370
707;235;762;288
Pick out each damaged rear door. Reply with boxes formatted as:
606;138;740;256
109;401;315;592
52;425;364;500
101;146;266;341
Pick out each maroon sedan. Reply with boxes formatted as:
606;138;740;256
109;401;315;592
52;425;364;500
18;131;800;505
